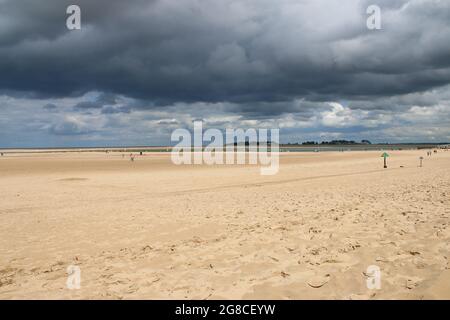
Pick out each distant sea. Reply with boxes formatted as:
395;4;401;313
280;144;443;152
1;143;447;154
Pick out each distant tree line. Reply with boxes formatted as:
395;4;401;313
286;140;372;145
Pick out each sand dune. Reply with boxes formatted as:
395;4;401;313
0;150;449;299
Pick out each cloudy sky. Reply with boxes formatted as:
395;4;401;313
0;0;449;147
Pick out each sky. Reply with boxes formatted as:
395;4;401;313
0;0;449;147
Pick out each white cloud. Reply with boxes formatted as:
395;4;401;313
320;102;369;127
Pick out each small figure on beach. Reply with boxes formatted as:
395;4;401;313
130;154;135;162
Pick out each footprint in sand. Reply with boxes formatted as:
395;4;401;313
58;177;88;182
308;274;330;288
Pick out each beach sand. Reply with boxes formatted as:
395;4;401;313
0;149;449;299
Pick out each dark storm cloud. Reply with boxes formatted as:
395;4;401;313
1;0;450;109
0;0;450;147
227;100;330;119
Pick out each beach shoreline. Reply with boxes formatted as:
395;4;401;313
1;150;449;299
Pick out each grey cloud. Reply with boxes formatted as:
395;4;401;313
73;101;102;110
48;118;94;135
43;103;58;110
156;119;179;125
97;92;119;106
101;105;131;114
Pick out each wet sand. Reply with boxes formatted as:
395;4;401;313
0;149;449;299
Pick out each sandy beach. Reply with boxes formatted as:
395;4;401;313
0;149;449;299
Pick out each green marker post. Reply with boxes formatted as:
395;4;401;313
381;152;389;168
